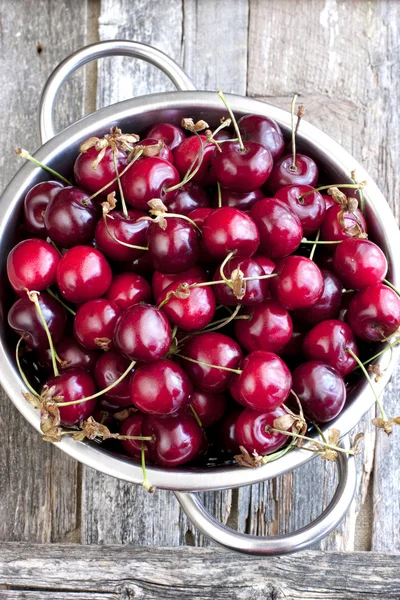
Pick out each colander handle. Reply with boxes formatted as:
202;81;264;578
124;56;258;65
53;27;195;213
175;436;356;555
39;40;196;144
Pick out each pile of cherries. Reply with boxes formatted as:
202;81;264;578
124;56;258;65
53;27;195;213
6;93;400;476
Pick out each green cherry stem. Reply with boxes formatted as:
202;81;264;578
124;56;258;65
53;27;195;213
177;354;241;375
266;427;357;456
219;250;236;286
359;338;400;369
86;149;143;202
217;182;222;208
383;279;400;297
309;229;320;261
217;90;245;152
301;238;342;245
16;337;41;398
290;93;298;172
298;183;365;202
15;148;73;186
346;346;387;421
27;290;59;377
46;288;76;316
190;404;203;428
102;214;148;250
141;441;156;493
164;131;205;193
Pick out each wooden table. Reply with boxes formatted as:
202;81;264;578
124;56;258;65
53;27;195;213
1;0;400;597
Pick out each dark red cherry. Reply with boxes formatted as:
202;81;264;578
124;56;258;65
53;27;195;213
217;405;243;455
271;256;324;310
94;209;149;262
187;207;216;264
314;249;334;271
122;251;155;277
250;198;303;258
7;238;60;293
333;238;387;290
136;138;174;163
74;299;121;350
146;122;186;150
166;182;210;215
105;272;152;310
202;207;259;259
347;284;400;341
274;184;326;235
147;218;199;274
234;301;293;354
152;266;206;305
235;406;289;455
24;181;63;237
212;141;273;192
56;246;112;303
294;269;342;325
131;359;192;415
191;390;227;428
119;412;148;460
302;319;359;376
120;157;180;210
8;291;66;350
238;114;284;159
322;193;337;210
320;205;367;246
282;322;307;358
44;368;97;426
159;278;216;332
267;154;319;194
219;187;264;211
181;332;242;392
213;257;268;306
114;303;171;362
253;255;276;276
292;361;346;423
230;351;291;411
39;336;98;372
174;135;216;186
142;413;203;467
74;146;127;195
44;186;98;247
93;350;134;406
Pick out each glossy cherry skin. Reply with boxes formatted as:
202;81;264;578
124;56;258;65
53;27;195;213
114;303;171;362
322;193;337;210
219;187;264;211
74;146;127;194
202;207;260;259
136;138;174;163
44;186;98;247
7;238;60;293
119;412;148;460
267;154;319;194
292;361;346;423
230;351;291;411
8;291;66;350
24;181;64;237
333;238;387;290
302;319;359;376
213;257;268;306
106;272;152;310
274;184;326;235
212;141;273;193
235;406;289;455
253;255;276;276
166;182;210;215
152;265;206;305
174;135;216;186
94;209;149;262
93;350;134;406
142;413;203;467
238;114;284;159
122;251;155;278
131;359;193;416
56;246;112;303
181;332;242;393
250;198;303;258
281;322;307;358
187;207;218;264
74;299;121;350
217;405;243;455
146;122;186;150
191;390;227;428
271;256;324;310
120;157;180;210
234;301;293;354
147;218;200;274
347;284;400;341
320;205;367;246
294;269;342;325
39;336;99;373
159;278;216;332
44;368;97;426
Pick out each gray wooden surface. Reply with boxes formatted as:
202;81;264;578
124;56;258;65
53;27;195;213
0;0;400;561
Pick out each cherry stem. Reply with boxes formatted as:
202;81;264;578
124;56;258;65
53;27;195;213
86;149;143;202
46;288;76;316
141;441;155;493
191;272;277;290
261;437;299;464
176;305;243;348
113;151;128;219
190;404;203;428
383;279;400;297
360;338;400;368
27;291;59;377
165;213;202;234
351;171;365;214
309;229;320;261
177;353;242;375
16;337;41;398
56;360;135;406
103;214;148;250
298;183;365;202
290;94;298;172
217;182;222;208
346;346;387;421
164;131;205;193
218;90;245;152
301;238;342;245
15;148;73;186
267;427;357;456
219;250;236;286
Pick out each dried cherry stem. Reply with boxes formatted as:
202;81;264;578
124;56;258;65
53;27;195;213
164;131;205;193
266;427;358;456
177;354;241;375
290;93;298;172
346;346;387;422
86;149;144;202
46;288;76;316
113;151;128;218
351;170;365;214
190;272;278;290
383;279;400;297
190;404;203;428
217;182;222;208
16;337;40;398
309;229;320;261
298;183;365;202
27;290;59;377
15;148;72;186
56;360;135;406
218;90;245;152
102;214;148;250
141;442;156;493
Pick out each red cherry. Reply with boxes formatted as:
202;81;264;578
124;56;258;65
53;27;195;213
281;322;307;358
238;114;284;159
74;147;127;195
39;336;99;373
44;368;97;426
302;319;359;376
120;157;180;210
234;301;293;354
142;413;203;467
93;350;134;406
322;193;337;210
267;154;319;194
44;186;98;247
24;181;63;237
270;256;324;310
250;198;303;258
173;135;216;186
253;255;276;275
230;351;291;411
119;413;148;460
159;278;216;332
347;284;400;341
73;299;121;350
274;184;326;235
212;141;273;192
217;405;243;455
105;272;152;310
191;390;227;428
94;209;149;262
294;269;342;325
320;205;367;246
114;304;171;362
219;187;264;211
147;218;200;274
136;138;174;163
292;361;346;423
7;238;60;293
146;122;186;150
202;207;260;259
213;257;269;306
56;246;112;303
333;238;387;290
152;266;206;305
166;182;211;215
187;207;216;264
235;407;289;455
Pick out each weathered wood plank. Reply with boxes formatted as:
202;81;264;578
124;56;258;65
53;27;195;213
1;543;400;599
